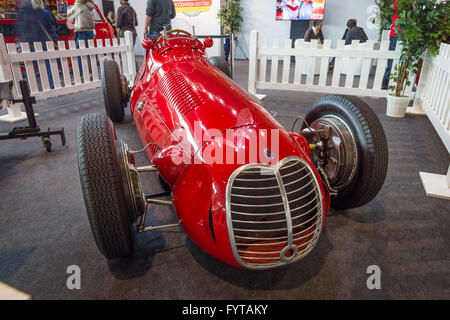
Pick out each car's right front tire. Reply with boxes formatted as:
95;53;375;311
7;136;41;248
101;60;125;122
77;113;133;259
208;56;231;78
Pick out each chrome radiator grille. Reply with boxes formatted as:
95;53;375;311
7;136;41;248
226;157;323;269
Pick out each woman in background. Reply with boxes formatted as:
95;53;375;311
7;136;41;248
106;10;117;36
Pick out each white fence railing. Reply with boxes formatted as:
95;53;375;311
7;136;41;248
0;31;136;123
248;30;416;100
415;43;450;199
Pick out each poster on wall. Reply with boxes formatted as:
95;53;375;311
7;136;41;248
171;0;219;56
174;0;213;17
276;0;326;21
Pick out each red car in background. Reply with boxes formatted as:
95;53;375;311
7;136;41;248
0;0;115;45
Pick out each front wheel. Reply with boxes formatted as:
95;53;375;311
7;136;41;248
301;95;388;210
77;113;134;258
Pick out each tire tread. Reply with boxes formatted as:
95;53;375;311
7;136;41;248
77;113;132;259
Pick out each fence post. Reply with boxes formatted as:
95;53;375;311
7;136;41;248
248;30;259;96
124;31;137;84
411;53;432;114
0;34;27;123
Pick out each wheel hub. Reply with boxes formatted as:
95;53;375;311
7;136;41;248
120;76;130;107
307;116;358;191
116;140;145;220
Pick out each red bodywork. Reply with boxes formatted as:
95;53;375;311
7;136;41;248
0;1;114;45
130;35;330;268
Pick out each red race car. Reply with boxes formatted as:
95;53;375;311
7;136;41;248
77;29;388;270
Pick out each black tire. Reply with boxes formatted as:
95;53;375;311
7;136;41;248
101;60;124;122
302;95;388;210
77;113;133;259
208;56;231;78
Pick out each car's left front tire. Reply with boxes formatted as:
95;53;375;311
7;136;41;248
77;113;134;259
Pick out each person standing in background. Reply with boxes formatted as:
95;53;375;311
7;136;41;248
144;0;176;38
19;0;58;43
106;10;117;37
224;26;231;63
67;0;95;77
304;20;324;44
67;0;95;44
381;0;400;90
19;0;58;89
43;0;57;27
116;0;138;46
106;11;115;26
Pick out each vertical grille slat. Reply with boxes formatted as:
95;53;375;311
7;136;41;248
226;157;323;269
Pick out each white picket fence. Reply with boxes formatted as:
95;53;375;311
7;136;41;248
0;31;136;123
248;30;416;100
415;43;450;200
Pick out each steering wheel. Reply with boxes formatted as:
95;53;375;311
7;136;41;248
152;29;194;42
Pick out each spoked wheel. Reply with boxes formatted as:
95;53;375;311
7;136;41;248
101;60;128;123
208;56;231;78
301;95;388;210
77;113;135;259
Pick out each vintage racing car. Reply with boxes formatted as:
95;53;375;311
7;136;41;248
77;28;388;270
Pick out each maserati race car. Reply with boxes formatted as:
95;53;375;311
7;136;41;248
77;28;388;270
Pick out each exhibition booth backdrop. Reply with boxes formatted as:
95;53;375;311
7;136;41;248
93;0;380;59
95;0;222;57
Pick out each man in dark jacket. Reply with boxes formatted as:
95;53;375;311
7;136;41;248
344;19;368;45
144;0;176;38
116;0;138;45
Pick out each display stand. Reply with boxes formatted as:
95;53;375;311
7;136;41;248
0;80;66;152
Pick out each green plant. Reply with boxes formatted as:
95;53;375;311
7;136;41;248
217;0;243;33
371;0;396;38
389;0;450;96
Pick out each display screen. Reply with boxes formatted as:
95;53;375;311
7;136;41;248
57;1;68;17
276;0;326;21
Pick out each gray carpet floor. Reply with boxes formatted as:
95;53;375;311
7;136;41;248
0;59;449;300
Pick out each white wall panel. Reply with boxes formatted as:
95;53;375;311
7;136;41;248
236;0;379;59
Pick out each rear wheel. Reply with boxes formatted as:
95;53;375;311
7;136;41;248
208;56;231;78
101;60;125;122
301;95;388;210
77;113;133;259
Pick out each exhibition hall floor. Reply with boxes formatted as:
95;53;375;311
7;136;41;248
0;60;449;300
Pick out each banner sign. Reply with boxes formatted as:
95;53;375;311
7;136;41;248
174;0;212;14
